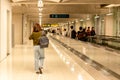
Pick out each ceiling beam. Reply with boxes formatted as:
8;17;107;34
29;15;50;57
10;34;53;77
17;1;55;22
11;0;120;4
63;0;120;4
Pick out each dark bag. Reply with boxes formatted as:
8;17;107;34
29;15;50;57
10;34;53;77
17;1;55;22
39;36;49;48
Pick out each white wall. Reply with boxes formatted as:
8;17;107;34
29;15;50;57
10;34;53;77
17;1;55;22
105;16;113;36
0;0;12;60
22;14;31;44
27;21;31;39
75;20;92;32
12;14;22;45
0;1;1;60
23;14;27;44
86;20;92;27
12;13;32;45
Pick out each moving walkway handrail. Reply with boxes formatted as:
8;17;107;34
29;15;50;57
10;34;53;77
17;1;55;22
89;35;120;43
88;35;120;50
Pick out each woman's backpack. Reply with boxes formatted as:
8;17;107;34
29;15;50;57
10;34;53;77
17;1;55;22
39;36;49;48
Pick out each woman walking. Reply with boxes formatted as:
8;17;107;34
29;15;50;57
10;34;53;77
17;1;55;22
29;23;44;74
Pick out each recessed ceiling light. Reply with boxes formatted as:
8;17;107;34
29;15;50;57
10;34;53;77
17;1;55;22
38;0;44;8
80;19;84;21
95;15;99;18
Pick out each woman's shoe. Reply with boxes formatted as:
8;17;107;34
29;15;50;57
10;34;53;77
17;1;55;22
36;71;40;74
39;68;42;74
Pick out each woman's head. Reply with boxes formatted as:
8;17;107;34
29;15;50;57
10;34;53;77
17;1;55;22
33;23;41;32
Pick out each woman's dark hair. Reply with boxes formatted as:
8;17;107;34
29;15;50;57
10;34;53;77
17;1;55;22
33;23;41;32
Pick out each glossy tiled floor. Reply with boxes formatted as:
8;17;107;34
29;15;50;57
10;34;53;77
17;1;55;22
0;43;93;80
0;37;119;80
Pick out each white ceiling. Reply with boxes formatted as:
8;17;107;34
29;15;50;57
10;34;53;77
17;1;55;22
11;0;120;24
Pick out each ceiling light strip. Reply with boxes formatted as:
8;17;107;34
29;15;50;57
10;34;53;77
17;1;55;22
38;0;44;8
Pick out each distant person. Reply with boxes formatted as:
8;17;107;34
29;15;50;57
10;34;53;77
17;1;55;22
91;27;96;36
56;28;60;35
86;27;91;41
52;29;56;35
29;23;44;74
70;26;76;39
81;28;88;41
86;27;91;36
63;28;67;36
90;27;96;42
77;26;83;40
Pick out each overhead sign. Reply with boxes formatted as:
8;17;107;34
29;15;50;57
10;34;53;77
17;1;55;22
50;14;69;18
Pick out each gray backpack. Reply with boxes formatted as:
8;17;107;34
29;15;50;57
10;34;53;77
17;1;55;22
39;31;49;48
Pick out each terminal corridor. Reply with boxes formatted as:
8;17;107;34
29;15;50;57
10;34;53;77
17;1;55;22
0;0;120;80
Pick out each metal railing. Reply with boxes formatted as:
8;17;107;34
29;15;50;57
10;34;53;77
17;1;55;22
87;35;120;50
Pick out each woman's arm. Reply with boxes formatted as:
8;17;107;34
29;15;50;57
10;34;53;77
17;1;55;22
29;33;33;40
